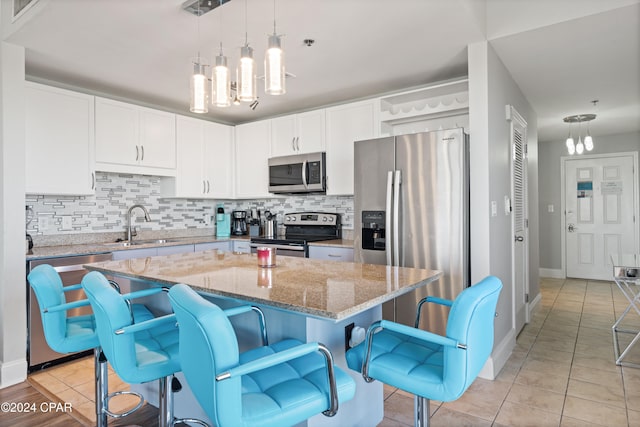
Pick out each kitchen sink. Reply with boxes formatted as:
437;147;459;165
101;239;176;247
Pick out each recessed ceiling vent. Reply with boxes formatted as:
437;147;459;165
182;0;231;17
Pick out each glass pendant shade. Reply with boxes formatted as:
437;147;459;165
190;61;209;114
212;54;231;107
265;34;285;95
566;136;574;150
567;142;576;155
576;137;584;154
584;134;594;151
237;45;257;102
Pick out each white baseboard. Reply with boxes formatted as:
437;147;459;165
539;268;564;279
478;328;516;380
0;358;27;389
529;292;542;317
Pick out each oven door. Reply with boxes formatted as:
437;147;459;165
250;242;308;258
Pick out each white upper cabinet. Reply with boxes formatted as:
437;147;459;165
95;97;176;176
162;116;233;199
204;120;234;198
325;100;376;195
25;82;96;195
270;109;325;156
235;119;271;198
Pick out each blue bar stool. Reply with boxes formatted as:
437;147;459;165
27;264;151;427
167;283;357;427
81;271;208;427
346;276;503;427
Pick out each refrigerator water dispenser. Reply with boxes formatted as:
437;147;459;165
361;210;386;251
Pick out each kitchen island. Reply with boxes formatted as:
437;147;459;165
84;249;442;426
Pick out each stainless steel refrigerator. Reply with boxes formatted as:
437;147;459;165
354;128;469;333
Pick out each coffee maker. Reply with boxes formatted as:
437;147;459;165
215;204;230;238
231;210;248;235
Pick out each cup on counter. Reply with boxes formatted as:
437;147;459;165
257;246;276;267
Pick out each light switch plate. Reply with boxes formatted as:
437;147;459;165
504;196;511;215
548;204;554;213
491;201;497;217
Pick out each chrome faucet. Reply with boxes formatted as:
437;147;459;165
127;204;151;242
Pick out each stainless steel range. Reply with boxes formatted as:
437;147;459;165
250;212;341;257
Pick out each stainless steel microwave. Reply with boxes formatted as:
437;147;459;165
268;152;326;194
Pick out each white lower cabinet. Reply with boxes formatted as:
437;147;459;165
308;245;354;262
195;241;231;252
232;240;251;253
156;244;194;256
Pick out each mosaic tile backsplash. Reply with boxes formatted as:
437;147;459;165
26;172;354;238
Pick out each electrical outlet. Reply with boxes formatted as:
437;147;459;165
344;322;355;353
203;213;210;226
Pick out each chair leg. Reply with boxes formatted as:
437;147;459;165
414;395;430;427
94;348;109;427
159;375;174;427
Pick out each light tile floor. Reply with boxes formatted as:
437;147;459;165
381;277;640;427
28;277;640;426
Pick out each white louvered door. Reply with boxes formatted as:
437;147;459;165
508;105;528;334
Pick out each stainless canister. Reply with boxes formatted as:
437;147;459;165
264;219;277;238
257;246;276;267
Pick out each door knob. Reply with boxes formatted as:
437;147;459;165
568;224;576;232
515;235;524;242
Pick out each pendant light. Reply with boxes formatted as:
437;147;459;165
212;44;231;107
265;0;285;95
237;0;256;102
562;102;597;155
189;1;208;113
190;57;209;113
575;121;584;154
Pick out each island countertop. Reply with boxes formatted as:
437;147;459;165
84;249;442;321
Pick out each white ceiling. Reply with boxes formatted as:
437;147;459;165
4;0;639;142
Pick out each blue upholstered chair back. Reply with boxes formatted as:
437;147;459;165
27;264;98;353
81;271;145;381
168;284;242;426
443;276;502;398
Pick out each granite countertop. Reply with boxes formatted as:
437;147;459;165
84;250;441;321
25;234;353;261
26;235;250;261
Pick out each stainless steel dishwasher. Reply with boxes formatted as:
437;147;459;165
27;253;112;371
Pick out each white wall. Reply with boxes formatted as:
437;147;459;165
469;40;539;377
538;131;640;271
0;42;27;387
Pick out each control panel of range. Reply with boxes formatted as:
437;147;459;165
282;212;340;227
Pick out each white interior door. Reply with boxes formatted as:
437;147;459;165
508;106;528;334
565;155;637;280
